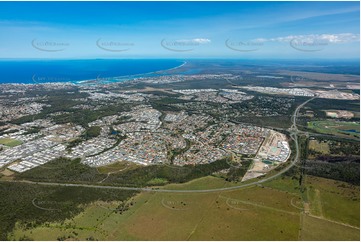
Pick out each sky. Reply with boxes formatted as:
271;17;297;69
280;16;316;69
0;1;359;59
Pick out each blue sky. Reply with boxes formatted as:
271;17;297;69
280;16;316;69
0;1;359;59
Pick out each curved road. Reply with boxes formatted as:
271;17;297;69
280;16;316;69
4;98;315;193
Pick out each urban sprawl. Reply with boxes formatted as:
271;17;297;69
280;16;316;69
0;73;358;175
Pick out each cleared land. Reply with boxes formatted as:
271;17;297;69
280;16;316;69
9;174;357;241
277;70;360;82
308;140;330;154
300;214;360;241
11;183;301;240
325;110;354;119
305;175;360;227
0;138;22;147
7;173;359;241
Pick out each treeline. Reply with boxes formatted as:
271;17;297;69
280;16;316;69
17;157;232;187
83;126;101;139
304;98;360;113
305;137;360;185
51;103;132;127
225;159;253;182
11;89;87;125
149;97;187;112
11;89;133;127
106;157;231;186
328;140;359;156
17;158;105;183
304;160;360;185
0;182;136;240
66;126;104;150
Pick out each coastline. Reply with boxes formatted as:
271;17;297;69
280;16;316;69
0;60;187;86
78;60;187;85
162;60;187;72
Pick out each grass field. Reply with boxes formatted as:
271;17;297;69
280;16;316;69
300;214;360;241
308;140;330;154
160;175;232;190
0;138;22;147
10;201;119;240
262;175;302;195
9;176;302;240
305;175;360;227
307;120;360;139
1;182;136;241
8;175;359;241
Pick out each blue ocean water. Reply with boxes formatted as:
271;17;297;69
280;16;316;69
0;59;183;84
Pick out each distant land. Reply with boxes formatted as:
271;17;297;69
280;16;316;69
0;59;359;84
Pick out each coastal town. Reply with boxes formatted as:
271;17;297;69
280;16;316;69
0;102;290;174
0;1;360;241
0;73;359;176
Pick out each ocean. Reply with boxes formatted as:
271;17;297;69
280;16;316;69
0;59;183;84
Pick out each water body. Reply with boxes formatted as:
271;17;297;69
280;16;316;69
0;59;183;84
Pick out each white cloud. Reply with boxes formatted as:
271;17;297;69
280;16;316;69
176;38;211;44
259;33;359;44
191;38;211;44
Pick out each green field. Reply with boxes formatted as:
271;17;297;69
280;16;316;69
308;140;330;154
0;138;22;147
10;182;302;240
262;175;302;195
307;120;360;139
160;175;233;190
300;214;360;241
301;175;360;241
8;175;360;241
0;182;136;240
305;175;360;227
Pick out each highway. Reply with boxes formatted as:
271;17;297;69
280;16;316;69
2;98;315;193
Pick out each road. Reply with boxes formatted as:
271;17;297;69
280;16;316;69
2;98;315;193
